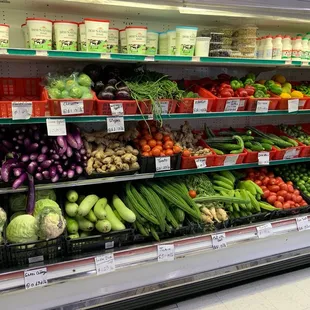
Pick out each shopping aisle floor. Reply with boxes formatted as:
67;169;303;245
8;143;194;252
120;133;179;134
156;267;310;310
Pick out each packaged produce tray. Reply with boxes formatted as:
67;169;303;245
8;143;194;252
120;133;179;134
139;153;181;174
43;89;95;116
85;168;140;179
66;229;134;255
96;96;138;115
0;78;46;118
255;125;303;160
246;94;280;111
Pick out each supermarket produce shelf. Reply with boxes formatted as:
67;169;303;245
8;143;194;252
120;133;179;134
0;214;309;309
1;110;309;125
2;157;310;194
0;48;309;67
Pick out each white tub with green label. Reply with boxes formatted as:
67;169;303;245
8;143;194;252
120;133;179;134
176;26;198;56
108;28;119;53
21;23;29;48
167;30;176;55
159;32;168;55
54;21;78;51
146;31;159;55
126;26;147;55
120;28;127;53
84;18;109;52
79;22;86;51
0;24;9;48
26;18;53;50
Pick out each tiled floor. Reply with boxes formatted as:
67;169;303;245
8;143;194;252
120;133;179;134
156;267;310;310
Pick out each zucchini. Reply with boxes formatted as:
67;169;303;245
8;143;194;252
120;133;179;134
209;143;241;151
112;194;136;223
77;195;99;217
213;175;234;187
212;148;224;155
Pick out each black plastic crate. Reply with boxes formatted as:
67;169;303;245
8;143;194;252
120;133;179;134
85;168;139;179
139;153;181;174
0;244;7;269
66;229;134;255
6;236;65;268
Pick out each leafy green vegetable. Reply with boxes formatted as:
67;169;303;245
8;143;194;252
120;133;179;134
9;194;27;212
35;190;57;202
0;207;6;232
33;199;61;218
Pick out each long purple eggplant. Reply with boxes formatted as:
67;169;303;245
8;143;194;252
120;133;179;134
40;160;52;169
71;127;83;150
49;166;57;178
26;173;35;215
12;173;27;189
66;133;78;149
57;136;67;149
1;158;17;182
27;161;38;174
37;154;47;163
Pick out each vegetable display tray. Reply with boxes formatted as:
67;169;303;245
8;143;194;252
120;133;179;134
43;89;95;116
0;78;46;118
85;168;140;179
139;153;181;174
246;93;280;111
96;96;138;115
6;236;65;268
65;229;134;255
158;99;177;114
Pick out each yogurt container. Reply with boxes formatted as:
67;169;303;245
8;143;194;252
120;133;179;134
126;26;147;55
120;28;127;53
79;22;86;51
167;30;176;55
21;23;30;48
146;31;159;55
159;32;168;55
26;18;53;50
176;26;198;56
54;21;78;51
84;18;109;52
108;28;119;53
0;24;9;48
195;37;211;56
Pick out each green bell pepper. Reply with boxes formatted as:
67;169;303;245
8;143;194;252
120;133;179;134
230;80;242;90
244;78;254;86
254;90;266;98
265;80;275;89
246;73;256;81
253;84;267;93
269;84;282;95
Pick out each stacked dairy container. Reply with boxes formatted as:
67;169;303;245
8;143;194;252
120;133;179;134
0;24;10;48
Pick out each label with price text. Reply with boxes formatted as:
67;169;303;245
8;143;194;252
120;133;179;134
110;103;124;116
46;119;67;136
258;152;270;165
211;233;227;250
288;99;299;113
256;100;269;113
195;158;207;169
224;99;240;112
95;253;115;275
256;223;273;238
107;116;125;133
60;101;84;115
193;100;208;114
296;216;310;231
12;101;33;120
158;245;175;262
24;267;48;290
155;156;171;171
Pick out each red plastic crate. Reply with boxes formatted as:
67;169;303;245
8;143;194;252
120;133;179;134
0;78;46;118
180;140;215;169
213;151;247;166
244;146;277;163
96;95;138;116
255;125;302;160
158;99;177;114
44;89;95;116
277;97;307;110
215;96;249;112
298;97;310;109
246;94;280;111
137;100;152;114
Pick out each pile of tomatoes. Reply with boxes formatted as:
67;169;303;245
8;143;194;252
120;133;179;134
246;168;308;209
134;121;182;157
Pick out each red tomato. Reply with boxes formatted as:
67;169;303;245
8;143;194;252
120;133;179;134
255;180;262;186
294;189;300;195
282;202;290;209
301;202;308;206
280;183;288;191
248;172;255;178
258;175;265;181
276;176;283;182
287;181;293;186
267;195;277;204
260;168;268;174
267;172;275;178
295;203;300;207
287;200;295;206
285;193;292;201
274;201;283;208
262;177;270;185
277;190;287;197
268;185;280;192
296;195;303;203
277;196;285;203
291;194;298;202
263;190;271;198
269;179;276;185
287;185;294;193
261;186;267;191
269;192;277;196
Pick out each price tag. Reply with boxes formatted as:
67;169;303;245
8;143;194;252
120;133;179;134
145;56;155;61
258;152;270;165
24;267;48;290
299;99;306;109
157;245;175;262
192;56;200;62
256;223;273;238
46;119;67;136
301;60;309;67
100;53;111;59
296;216;310;231
0;49;8;55
285;60;292;65
195;158;207;169
211;233;227;250
223;155;238;166
239;99;246;108
36;50;48;56
110;103;124;116
283;148;298;160
107;116;125;133
288;99;299;113
95;253;115;275
60;101;84;115
256;100;269;113
224;99;240;112
160;101;169;114
148;114;154;120
155;156;171;172
193;100;208;114
12;101;32;120
105;241;114;249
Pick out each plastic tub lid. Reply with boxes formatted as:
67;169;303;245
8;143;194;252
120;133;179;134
275;34;283;38
26;18;53;23
109;27;119;31
53;20;79;25
0;24;9;28
176;26;198;30
84;18;110;23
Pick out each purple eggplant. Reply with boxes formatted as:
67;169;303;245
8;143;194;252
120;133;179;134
57;136;67;148
27;161;38;174
63;160;69;166
3;140;13;149
37;154;47;163
21;155;30;163
12;173;27;189
13;168;23;177
42;170;50;180
28;143;39;153
37;166;42;172
41;146;48;154
1;158;17;182
26;173;35;215
30;153;38;161
57;165;63;174
49;166;57;178
66;146;73;158
98;91;114;100
71;127;83;150
35;172;43;181
66;133;78;149
68;169;75;179
40;160;52;169
80;148;86;155
51;174;59;183
17;139;23;145
24;138;31;148
76;166;83;175
62;155;67;160
18;134;24;140
62;171;68;178
52;154;60;160
15;146;20;151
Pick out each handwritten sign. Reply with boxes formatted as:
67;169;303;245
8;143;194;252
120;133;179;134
193;100;208;114
46;119;67;136
107;116;125;133
95;253;115;275
24;267;48;290
223;155;238;166
155;157;171;171
60;101;84;115
158;245;175;262
296;216;310;232
224;99;240;112
288;99;299;113
258;152;270;165
211;233;227;250
256;223;273;238
256;100;269;113
110;103;124;116
12;102;32;120
195;158;207;169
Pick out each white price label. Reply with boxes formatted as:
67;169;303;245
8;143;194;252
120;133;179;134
107;116;125;133
288;99;299;113
192;56;200;62
157;245;175;262
258;152;270;165
155;156;171;172
0;49;8;55
283;148;298;160
223;155;238;166
36;50;48;56
95;253;115;275
195;158;207;169
60;101;84;115
160;101;169;114
110;103;124;116
100;53;111;59
256;100;269;113
12;101;32;120
256;223;273;238
24;267;48;290
193;100;208;114
296;216;310;231
211;233;227;250
46;119;67;136
145;56;155;61
148;114;154;120
239;99;246;108
224;99;240;112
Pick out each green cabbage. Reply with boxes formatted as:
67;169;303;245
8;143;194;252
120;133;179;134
35;190;57;202
6;215;38;244
9;194;27;212
33;199;61;218
0;207;7;233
